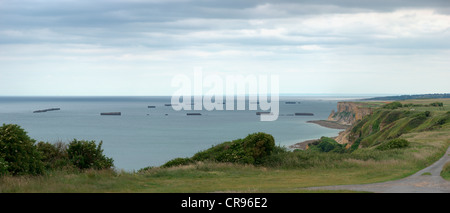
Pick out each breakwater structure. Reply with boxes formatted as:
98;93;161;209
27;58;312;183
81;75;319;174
33;108;60;113
165;103;179;106
186;113;202;116
100;112;121;116
295;113;314;116
256;112;272;115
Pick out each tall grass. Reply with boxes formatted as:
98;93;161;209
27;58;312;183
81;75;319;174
441;162;450;180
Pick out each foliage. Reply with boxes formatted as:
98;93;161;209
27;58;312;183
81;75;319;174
171;132;276;167
67;139;114;170
376;138;410;151
0;124;44;175
383;102;403;109
441;162;450;180
161;158;193;168
36;141;71;170
308;137;346;153
0;157;8;176
381;111;405;125
242;132;276;164
349;138;362;153
429;102;444;107
403;102;443;108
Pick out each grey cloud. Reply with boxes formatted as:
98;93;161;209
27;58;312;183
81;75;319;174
1;0;450;51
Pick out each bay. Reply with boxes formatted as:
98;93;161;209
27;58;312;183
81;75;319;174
0;96;357;171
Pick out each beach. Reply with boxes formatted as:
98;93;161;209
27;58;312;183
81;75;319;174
289;120;350;150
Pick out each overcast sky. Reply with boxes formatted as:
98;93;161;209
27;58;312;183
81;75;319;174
1;0;450;96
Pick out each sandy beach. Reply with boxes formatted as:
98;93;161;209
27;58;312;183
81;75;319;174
306;120;350;129
289;120;350;150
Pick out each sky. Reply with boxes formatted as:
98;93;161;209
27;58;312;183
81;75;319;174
1;0;450;96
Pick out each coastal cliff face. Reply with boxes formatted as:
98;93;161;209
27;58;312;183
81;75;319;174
328;102;374;144
328;102;373;126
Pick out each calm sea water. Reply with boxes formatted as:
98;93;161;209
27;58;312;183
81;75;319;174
0;96;359;171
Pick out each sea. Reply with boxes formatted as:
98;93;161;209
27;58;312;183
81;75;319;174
0;96;366;171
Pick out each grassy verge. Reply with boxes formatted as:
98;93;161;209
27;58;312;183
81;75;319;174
441;162;450;181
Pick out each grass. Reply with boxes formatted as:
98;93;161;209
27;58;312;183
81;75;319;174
441;162;450;181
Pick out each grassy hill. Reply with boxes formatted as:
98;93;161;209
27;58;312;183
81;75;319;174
347;99;450;148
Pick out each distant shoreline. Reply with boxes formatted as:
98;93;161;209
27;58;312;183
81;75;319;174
289;120;350;150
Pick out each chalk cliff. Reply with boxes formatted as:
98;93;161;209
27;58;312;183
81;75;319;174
328;102;374;144
328;102;373;126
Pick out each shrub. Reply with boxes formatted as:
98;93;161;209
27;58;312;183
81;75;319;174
437;118;447;126
242;132;275;164
0;124;44;175
376;138;409;151
308;137;345;153
0;157;8;176
191;132;275;165
429;102;443;107
36;141;71;170
161;157;193;168
67;139;114;170
383;102;403;109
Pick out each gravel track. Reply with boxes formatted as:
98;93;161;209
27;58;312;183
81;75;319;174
305;146;450;193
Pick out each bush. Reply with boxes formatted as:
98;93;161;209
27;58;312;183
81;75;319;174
0;124;44;175
191;132;275;165
37;141;71;170
383;102;403;109
242;132;275;164
67;139;114;170
376;138;409;151
429;102;443;107
308;137;345;153
161;157;193;168
0;157;8;176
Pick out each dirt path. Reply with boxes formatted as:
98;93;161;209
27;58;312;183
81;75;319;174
305;146;450;193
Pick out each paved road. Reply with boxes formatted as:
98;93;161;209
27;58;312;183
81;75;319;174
306;146;450;193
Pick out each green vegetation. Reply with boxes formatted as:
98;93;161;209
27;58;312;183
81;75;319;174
441;162;450;180
67;139;114;170
0;124;44;175
365;93;450;101
0;124;113;177
375;139;409;151
37;141;70;171
1;125;448;192
1;98;449;192
307;137;346;153
383;101;403;109
348;106;450;148
159;132;275;168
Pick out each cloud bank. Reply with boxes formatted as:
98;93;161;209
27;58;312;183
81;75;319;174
1;0;449;95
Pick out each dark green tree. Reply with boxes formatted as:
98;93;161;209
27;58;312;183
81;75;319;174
0;124;44;175
67;139;114;170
